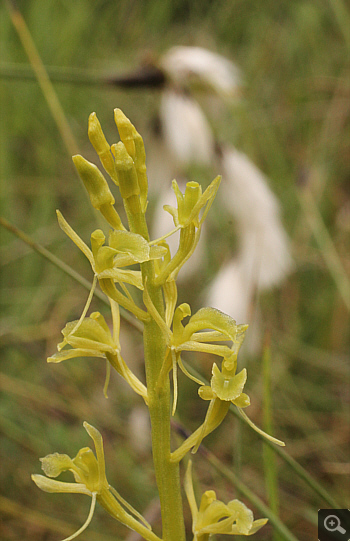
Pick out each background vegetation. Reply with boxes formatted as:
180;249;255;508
0;1;349;540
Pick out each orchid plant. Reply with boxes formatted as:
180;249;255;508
32;108;284;541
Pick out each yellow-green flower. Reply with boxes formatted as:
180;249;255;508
153;176;220;285
164;177;220;230
184;461;267;541
48;308;148;403
72;154;125;231
170;358;249;463
198;361;250;407
143;289;247;416
169;319;284;462
56;210;165;321
32;423;161;541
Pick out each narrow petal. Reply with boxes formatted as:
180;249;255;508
64;336;116;354
31;474;91;495
163;279;177;328
238;408;285;446
143;283;172;341
103;359;111;398
107;352;148;403
163;204;179;226
68;276;98;338
177;341;232;358
184;461;198;526
48;349;106;363
177;355;205;386
247;519;269;535
56;210;94;266
188;175;221;227
109;485;152;531
98;268;144;289
198;491;218;516
190;330;232;342
83;423;107;489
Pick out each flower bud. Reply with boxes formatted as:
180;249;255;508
133;132;148;212
181;182;201;225
88;112;118;184
72;155;115;210
112;142;140;200
114;108;136;158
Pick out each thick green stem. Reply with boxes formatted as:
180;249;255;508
125;196;186;541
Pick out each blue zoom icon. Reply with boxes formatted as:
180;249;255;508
319;510;350;541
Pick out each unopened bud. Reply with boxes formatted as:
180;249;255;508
88;112;118;185
72;155;115;210
133;132;148;212
182;182;201;224
114;108;136;158
111;142;140;200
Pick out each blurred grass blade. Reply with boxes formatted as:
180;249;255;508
262;333;280;539
5;0;79;157
328;0;350;50
0;216;143;332
184;362;342;509
0;61;110;86
0;495;118;541
298;186;350;311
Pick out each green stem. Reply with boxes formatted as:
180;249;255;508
124;196;186;541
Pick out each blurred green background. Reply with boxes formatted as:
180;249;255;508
0;1;349;540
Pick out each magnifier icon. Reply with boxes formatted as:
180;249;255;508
324;515;346;534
